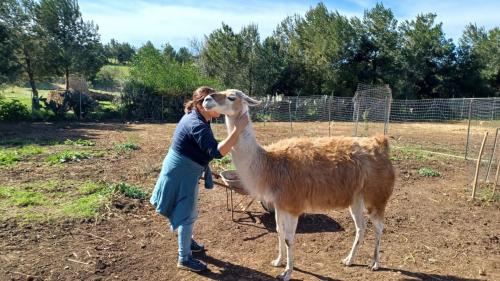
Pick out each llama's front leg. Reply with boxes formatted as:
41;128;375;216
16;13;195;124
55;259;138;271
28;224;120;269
342;197;365;266
271;208;285;267
277;212;298;281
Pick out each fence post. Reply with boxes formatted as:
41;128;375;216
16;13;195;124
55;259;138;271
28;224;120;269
161;95;164;122
465;99;474;160
328;92;333;137
353;99;359;137
486;128;499;182
492;97;496;121
288;99;293;134
384;95;391;135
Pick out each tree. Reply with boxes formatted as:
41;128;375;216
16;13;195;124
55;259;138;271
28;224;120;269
37;0;106;90
176;47;193;64
105;39;135;64
131;41;220;96
0;22;20;84
399;14;456;99
0;0;57;110
352;3;401;88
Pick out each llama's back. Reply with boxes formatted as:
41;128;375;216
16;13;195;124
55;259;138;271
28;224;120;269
261;136;394;215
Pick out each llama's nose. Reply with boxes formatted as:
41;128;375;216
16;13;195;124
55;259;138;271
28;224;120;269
205;95;214;102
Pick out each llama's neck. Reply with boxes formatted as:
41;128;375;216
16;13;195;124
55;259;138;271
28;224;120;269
225;114;260;159
225;114;268;198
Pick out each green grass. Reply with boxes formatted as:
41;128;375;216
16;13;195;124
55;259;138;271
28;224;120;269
111;182;148;199
61;191;109;218
0;150;21;165
418;167;441;177
0;145;45;166
46;150;93;164
0;85;54;107
100;64;130;80
64;138;95;146
17;145;44;155
0;187;47;207
212;154;235;171
115;142;140;153
0;180;147;222
476;185;500;202
392;146;435;161
79;181;107;195
0;180;111;221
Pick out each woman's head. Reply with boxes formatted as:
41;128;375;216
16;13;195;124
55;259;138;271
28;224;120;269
185;86;216;113
185;86;221;118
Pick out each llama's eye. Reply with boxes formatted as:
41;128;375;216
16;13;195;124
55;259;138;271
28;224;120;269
228;96;236;101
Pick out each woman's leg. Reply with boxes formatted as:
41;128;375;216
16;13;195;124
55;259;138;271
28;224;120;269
178;223;193;262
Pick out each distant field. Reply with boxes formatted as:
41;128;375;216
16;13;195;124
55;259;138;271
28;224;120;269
0;85;55;107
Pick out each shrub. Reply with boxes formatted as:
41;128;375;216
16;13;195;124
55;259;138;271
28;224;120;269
115;142;140;153
0;98;30;121
111;182;147;199
418;167;440;177
46;151;92;164
64;139;95;146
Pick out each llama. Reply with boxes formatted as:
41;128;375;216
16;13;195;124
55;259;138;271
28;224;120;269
203;89;395;281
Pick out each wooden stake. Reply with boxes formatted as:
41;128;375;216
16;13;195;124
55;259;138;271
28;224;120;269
492;161;499;199
472;132;488;199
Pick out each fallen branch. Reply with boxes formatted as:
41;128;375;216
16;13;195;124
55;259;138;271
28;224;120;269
85;232;114;244
68;258;90;265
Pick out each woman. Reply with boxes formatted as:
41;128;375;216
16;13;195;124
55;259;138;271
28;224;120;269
150;86;248;272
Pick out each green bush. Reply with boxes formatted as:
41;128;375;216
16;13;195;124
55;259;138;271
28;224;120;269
115;142;140;153
0;150;21;165
111;182;147;199
64;139;95;146
46;151;93;164
418;167;440;177
0;98;30;121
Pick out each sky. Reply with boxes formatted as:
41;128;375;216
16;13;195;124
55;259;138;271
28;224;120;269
79;0;499;50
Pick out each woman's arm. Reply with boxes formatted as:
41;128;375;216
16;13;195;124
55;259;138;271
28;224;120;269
191;113;249;158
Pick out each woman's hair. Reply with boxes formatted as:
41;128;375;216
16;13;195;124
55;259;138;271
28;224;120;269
184;86;216;113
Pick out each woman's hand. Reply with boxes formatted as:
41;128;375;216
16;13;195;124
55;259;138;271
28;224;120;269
234;112;249;134
217;113;250;156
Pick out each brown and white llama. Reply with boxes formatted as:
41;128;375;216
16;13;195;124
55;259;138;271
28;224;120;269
203;89;395;281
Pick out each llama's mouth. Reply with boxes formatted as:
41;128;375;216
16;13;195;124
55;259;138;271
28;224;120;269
202;101;215;110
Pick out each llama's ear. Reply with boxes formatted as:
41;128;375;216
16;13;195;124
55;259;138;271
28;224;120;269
237;91;261;107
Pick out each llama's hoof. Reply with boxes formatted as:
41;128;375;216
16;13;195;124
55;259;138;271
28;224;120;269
341;257;353;266
271;258;284;267
276;269;291;281
369;260;380;271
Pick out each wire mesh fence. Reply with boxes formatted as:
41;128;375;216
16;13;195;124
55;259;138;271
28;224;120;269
140;90;499;163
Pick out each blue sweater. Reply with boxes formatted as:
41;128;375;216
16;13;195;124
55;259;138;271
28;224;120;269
170;110;223;166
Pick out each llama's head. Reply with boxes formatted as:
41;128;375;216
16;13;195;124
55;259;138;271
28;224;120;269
202;89;261;117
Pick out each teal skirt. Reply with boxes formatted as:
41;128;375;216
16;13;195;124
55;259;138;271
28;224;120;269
150;149;204;230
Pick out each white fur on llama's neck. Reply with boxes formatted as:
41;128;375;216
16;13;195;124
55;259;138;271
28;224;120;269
225;112;270;201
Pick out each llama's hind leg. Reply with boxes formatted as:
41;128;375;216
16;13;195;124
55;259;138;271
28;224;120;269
342;197;366;266
369;212;384;270
271;208;285;267
277;212;298;281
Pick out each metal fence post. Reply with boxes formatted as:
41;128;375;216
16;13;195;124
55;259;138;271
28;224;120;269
161;95;164;122
353;99;359;137
328;92;333;137
288;99;293;134
465;99;474;160
492;97;496;120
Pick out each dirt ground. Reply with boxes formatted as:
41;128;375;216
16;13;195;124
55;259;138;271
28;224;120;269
0;122;499;281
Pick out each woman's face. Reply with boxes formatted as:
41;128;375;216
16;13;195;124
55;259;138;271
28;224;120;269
196;103;221;118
